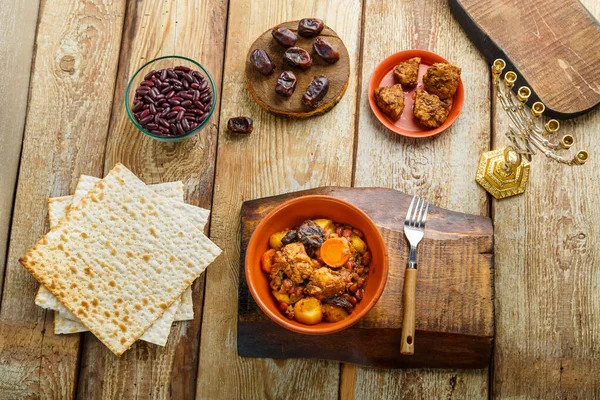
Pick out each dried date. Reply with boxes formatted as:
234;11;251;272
271;26;297;48
275;71;297;97
302;76;329;108
297;220;325;254
283;47;312;71
298;18;324;38
281;230;298;247
313;38;340;64
250;49;275;76
228;116;253;134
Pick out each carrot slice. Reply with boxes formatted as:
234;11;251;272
261;249;276;273
320;237;350;267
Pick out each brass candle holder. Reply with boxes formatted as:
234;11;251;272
476;59;589;199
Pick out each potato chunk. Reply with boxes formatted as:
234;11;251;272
269;230;289;250
313;219;334;236
293;297;323;325
348;234;367;254
322;304;349;322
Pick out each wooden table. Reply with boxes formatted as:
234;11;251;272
0;0;598;398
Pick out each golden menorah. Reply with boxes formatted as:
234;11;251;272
475;59;589;199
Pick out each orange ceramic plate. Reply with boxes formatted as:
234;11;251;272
368;49;464;138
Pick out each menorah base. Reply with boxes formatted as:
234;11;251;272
476;148;530;199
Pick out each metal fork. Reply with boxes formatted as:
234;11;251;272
400;196;430;355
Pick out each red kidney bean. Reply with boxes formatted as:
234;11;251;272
349;296;357;306
144;70;156;80
352;228;364;238
335;226;343;236
131;66;213;137
132;101;144;112
278;302;288;312
139;115;154;125
181;119;190;131
342;229;352;237
355;289;363;301
175;65;191;72
357;278;366;288
362;251;371;265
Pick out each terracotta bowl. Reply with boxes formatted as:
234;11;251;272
245;195;389;335
368;49;464;138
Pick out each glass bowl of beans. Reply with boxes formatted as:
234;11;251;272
125;55;216;142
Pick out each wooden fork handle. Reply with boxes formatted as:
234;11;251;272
400;268;417;355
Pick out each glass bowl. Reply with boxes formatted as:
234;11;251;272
125;55;216;142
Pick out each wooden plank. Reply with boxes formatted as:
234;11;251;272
237;187;494;369
345;0;491;397
450;0;600;119
0;0;126;398
75;1;228;399
491;0;600;396
0;0;39;297
196;1;363;398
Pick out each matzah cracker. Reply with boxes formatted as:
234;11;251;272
74;176;210;232
21;164;221;355
36;178;208;322
43;189;180;345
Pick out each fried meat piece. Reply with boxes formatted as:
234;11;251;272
393;57;420;89
305;267;345;300
374;84;405;121
413;89;452;129
271;242;314;284
422;63;461;100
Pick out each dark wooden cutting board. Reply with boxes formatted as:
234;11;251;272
450;0;600;119
237;187;494;369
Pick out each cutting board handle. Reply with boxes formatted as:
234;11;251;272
400;268;417;355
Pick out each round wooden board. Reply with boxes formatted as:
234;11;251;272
245;21;350;119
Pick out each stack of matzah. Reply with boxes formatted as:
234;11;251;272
20;164;221;356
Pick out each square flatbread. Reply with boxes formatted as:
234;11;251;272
41;193;179;345
21;164;221;355
35;176;208;323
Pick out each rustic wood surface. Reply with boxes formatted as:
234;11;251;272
491;0;600;397
0;0;40;297
237;187;494;368
450;0;600;119
0;0;598;399
245;21;350;118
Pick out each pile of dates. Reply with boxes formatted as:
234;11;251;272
250;18;340;109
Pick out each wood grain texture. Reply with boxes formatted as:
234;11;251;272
0;0;40;297
237;187;493;368
450;0;600;119
76;1;228;399
197;1;363;398
345;0;491;397
0;0;126;398
492;1;600;397
245;21;350;118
